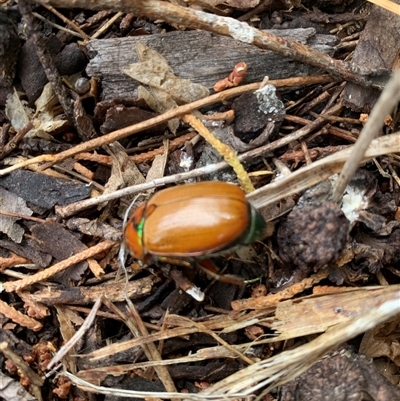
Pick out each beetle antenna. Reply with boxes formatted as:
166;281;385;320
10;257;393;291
118;194;142;290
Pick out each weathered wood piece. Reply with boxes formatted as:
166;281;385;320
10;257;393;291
86;28;338;100
0;12;20;88
0;170;91;209
28;276;157;304
341;2;400;112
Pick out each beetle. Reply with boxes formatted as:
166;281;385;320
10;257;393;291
124;181;265;263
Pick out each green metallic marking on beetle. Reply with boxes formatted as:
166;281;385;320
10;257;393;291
136;218;145;248
239;205;266;245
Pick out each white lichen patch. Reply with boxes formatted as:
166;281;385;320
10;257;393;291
179;152;194;171
201;13;255;43
341;185;369;223
255;84;285;115
226;18;255;43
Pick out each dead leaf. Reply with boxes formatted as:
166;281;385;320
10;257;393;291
360;315;400;366
5;84;70;141
123;41;209;115
0;187;33;243
55;305;78;373
5;88;33;130
100;142;146;216
145;145;168;184
138;85;179;133
101;142;145;200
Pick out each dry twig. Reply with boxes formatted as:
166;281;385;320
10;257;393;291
0;299;42;331
2;240;116;293
0;75;331;178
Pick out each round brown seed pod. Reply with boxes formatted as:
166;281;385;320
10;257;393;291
277;201;349;271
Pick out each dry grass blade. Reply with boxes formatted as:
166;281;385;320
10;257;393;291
47;297;102;371
248;131;400;208
123;298;178;395
62;370;249;400
200;289;400;399
367;0;400;15
77;343;260;379
61;286;400;400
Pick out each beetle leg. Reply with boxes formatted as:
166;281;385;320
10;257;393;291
158;256;192;268
197;259;245;286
